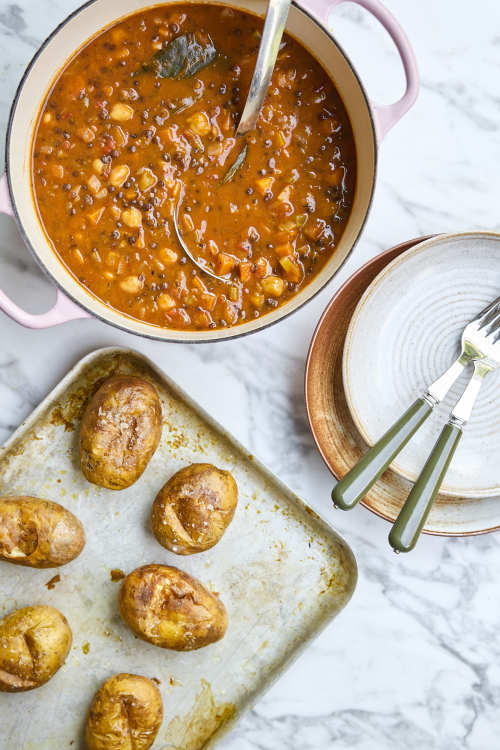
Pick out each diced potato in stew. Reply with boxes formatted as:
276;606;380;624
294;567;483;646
32;4;355;331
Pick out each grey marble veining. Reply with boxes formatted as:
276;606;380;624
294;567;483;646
1;1;500;748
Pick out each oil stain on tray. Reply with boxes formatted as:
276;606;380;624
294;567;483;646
0;347;357;749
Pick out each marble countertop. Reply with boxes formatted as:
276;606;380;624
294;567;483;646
1;0;500;747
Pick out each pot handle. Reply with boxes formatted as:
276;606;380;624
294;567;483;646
0;173;90;328
302;0;419;141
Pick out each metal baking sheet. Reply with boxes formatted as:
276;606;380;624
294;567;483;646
0;347;357;749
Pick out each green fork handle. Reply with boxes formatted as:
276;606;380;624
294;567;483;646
389;422;462;552
331;397;433;510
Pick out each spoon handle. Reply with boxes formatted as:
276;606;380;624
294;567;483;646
236;0;292;137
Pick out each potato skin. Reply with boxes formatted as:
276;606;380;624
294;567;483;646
0;605;72;692
151;463;238;555
80;375;162;490
86;673;163;750
0;496;85;568
119;564;227;651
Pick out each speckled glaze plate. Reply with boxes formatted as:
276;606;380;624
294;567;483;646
306;237;500;536
344;232;500;497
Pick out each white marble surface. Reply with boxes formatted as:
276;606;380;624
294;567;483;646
1;1;500;748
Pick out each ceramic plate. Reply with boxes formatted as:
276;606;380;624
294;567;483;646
306;236;500;536
343;232;500;497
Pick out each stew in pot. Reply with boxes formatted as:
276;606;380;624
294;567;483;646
32;4;356;331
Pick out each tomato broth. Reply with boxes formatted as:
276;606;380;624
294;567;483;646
32;4;356;331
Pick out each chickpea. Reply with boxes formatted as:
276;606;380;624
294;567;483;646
158;248;178;264
109;165;130;188
187;112;211;136
261;276;285;297
121;207;142;228
157;293;176;311
110;103;134;122
77;126;95;143
119;275;144;294
137;167;158;191
87;174;101;194
51;164;64;179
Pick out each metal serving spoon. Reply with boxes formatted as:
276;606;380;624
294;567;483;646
173;0;292;281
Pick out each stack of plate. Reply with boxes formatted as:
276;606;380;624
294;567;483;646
306;232;500;537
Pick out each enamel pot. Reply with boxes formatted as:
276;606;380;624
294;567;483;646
0;0;418;342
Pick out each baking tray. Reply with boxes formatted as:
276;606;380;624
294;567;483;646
0;347;357;749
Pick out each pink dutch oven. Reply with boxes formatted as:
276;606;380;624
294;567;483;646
0;0;418;342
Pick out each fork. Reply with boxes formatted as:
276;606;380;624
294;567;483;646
331;294;500;512
389;307;500;552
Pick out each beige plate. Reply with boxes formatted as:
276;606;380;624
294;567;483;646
343;231;500;497
0;347;356;750
305;237;500;536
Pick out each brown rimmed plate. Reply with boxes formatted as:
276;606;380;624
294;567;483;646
305;237;500;537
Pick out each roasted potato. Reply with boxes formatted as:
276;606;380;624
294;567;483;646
119;564;227;651
80;375;162;489
86;673;163;750
0;605;72;692
0;496;85;568
151;463;238;555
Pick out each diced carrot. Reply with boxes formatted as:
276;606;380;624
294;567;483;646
200;291;217;311
223;302;238;326
87;207;104;225
192;308;213;328
255;257;271;278
272;200;294;217
255;176;274;196
304;219;326;241
165;308;191;327
249;292;264;308
274;242;294;258
276;185;292;203
238;260;252;282
191;276;207;293
274;130;287;148
215;253;237;275
279;256;303;283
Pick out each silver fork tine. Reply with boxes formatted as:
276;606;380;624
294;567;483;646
483;309;500;337
476;295;500;328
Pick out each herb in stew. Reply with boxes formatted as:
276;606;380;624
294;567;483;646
32;4;356;331
142;32;217;79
